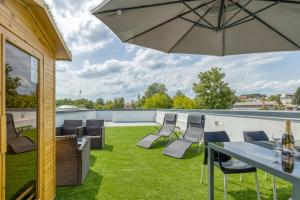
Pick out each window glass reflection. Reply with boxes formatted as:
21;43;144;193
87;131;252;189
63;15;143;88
5;43;38;199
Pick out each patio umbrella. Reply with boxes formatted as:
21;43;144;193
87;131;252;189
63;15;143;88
92;0;300;56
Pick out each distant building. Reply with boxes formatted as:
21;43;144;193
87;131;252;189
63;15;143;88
232;100;279;111
57;105;79;111
280;93;294;106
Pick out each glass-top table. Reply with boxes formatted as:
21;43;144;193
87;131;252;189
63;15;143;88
208;141;300;200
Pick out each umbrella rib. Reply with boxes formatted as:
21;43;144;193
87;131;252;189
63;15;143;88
223;1;278;30
221;0;253;29
93;0;202;14
179;17;214;30
217;0;225;30
124;0;216;42
182;1;216;29
223;18;256;29
256;0;300;4
235;2;300;48
168;5;215;53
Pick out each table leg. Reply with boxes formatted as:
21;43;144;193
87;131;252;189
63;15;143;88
292;182;300;200
208;146;214;200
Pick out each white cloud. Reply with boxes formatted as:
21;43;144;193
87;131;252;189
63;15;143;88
55;45;294;101
238;79;300;93
45;0;113;55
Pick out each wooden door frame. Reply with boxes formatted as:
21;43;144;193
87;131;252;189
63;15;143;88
0;27;6;200
1;27;44;199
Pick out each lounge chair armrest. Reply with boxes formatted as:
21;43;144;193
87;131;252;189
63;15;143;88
175;126;181;131
16;129;24;137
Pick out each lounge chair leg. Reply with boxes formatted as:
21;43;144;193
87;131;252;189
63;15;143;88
240;174;243;182
273;175;277;200
254;172;261;200
197;142;201;153
224;174;228;200
200;165;205;184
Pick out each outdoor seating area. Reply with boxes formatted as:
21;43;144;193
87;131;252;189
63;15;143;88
0;0;300;199
56;120;105;149
56;125;293;200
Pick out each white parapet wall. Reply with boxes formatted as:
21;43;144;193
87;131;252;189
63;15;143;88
156;110;300;141
7;109;37;128
56;110;157;126
54;109;300;142
56;111;97;127
112;110;156;122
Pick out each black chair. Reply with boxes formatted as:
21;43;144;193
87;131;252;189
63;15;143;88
201;131;261;200
56;120;84;137
243;131;276;200
243;131;269;142
84;120;105;149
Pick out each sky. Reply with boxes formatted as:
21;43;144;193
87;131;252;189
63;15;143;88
45;0;300;102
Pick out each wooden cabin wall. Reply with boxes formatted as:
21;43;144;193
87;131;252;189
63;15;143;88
0;0;57;199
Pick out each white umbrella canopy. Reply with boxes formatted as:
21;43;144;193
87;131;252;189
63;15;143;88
92;0;300;56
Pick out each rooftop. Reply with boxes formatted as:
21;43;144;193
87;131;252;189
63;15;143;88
56;126;292;200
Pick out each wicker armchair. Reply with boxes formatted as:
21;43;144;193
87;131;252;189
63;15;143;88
56;120;84;137
84;120;105;149
56;136;90;186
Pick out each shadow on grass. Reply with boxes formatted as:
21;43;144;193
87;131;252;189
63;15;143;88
229;188;261;200
228;185;292;200
56;170;103;200
103;144;114;152
267;187;292;200
151;140;169;149
183;147;203;159
90;154;97;167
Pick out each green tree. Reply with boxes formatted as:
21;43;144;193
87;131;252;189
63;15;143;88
268;94;282;105
74;98;95;109
104;97;125;109
173;95;197;109
193;67;235;109
6;64;37;108
175;90;185;97
144;93;172;109
96;98;105;105
144;83;167;98
5;64;20;96
294;87;300;105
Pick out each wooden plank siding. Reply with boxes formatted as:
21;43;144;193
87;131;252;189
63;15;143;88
0;0;66;199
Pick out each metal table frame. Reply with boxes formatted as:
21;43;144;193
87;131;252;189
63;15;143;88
208;142;300;199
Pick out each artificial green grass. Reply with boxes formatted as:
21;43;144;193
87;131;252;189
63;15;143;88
56;126;292;200
6;129;37;199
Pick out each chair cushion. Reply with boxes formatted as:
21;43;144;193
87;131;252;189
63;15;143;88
86;126;101;136
220;159;257;174
63;127;77;135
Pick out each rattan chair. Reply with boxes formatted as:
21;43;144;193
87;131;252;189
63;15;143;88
56;120;84;137
84;120;105;149
56;135;90;186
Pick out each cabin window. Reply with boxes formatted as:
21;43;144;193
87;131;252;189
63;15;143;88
5;42;38;199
